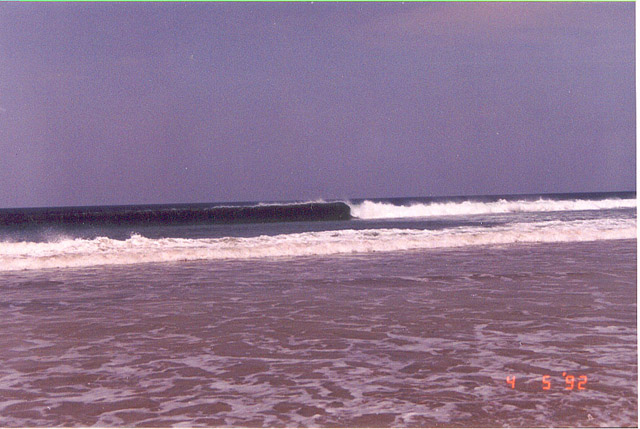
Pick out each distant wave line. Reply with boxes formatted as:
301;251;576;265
0;196;635;227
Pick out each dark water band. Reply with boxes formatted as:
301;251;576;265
0;202;352;227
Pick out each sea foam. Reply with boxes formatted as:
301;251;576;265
0;218;635;272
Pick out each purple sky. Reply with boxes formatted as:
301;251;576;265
0;2;635;208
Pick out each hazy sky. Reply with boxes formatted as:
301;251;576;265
0;2;635;208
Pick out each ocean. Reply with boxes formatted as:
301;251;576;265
0;192;636;427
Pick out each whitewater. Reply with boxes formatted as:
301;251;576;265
348;197;637;219
0;218;635;272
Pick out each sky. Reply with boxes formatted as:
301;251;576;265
0;2;635;208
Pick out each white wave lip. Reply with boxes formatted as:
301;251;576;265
349;198;637;220
0;218;635;272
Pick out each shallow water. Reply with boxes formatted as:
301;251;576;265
0;239;636;427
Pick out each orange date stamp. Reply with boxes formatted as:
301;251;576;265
506;373;588;390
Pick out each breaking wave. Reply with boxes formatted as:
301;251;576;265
348;198;636;220
0;201;351;226
0;218;635;272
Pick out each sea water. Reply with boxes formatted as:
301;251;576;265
0;192;636;426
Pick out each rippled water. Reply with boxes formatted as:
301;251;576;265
0;239;636;427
